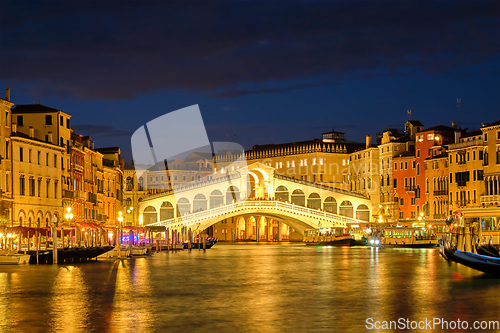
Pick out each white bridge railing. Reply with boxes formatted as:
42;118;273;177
146;200;367;229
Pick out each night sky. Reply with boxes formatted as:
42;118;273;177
1;1;499;162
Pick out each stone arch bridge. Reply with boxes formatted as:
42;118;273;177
138;162;372;236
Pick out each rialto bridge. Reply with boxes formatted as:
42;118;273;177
138;162;372;239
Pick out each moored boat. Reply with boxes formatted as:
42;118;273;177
0;250;31;265
182;237;218;249
303;227;353;246
370;227;438;248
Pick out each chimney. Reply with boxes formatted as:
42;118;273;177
29;126;34;138
451;121;456;128
12;122;17;133
6;88;10;102
91;141;94;150
365;135;372;149
481;122;488;128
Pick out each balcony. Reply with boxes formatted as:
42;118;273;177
448;139;483;150
433;190;448;196
405;186;416;192
457;180;467;187
62;190;73;199
75;191;86;200
480;195;500;204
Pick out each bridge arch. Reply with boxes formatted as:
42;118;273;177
160;202;175;221
193;194;207;212
275;185;289;201
307;193;321;209
144;205;157;224
356;204;370;222
291;189;305;206
323;196;337;214
339;200;353;218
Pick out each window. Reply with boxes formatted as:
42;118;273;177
473;151;476;160
60;115;63;126
5;141;8;159
37;151;40;164
54;155;57;168
312;158;317;165
17;115;23;126
46;153;49;166
479;150;483;160
484;133;488;141
37;178;41;197
29;149;32;163
19;147;23;162
393;179;397;188
411;197;416;205
54;180;58;198
20;176;25;195
497;131;500;140
319;158;323;165
45;115;52;125
29;177;35;196
66;118;70;129
412;161;416;169
400;198;404;205
427;133;434;141
416;164;420;175
394;163;397;171
5;111;8;126
417;150;420;158
400;162;403;169
404;162;407;170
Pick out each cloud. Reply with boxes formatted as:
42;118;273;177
0;1;498;99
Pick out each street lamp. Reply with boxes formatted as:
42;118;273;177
64;207;74;226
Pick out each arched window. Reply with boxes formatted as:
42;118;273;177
210;190;224;208
275;185;289;201
160;202;174;220
307;193;321;209
291;189;305;206
339;201;353;218
193;194;208;212
356;204;370;221
323;197;337;213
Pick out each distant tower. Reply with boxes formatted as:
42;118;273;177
407;110;412;120
456;98;461;128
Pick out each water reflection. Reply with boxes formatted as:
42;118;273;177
0;245;498;332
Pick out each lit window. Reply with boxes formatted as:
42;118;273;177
319;158;324;165
312;158;317;165
427;134;434;141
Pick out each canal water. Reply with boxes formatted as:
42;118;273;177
1;244;499;332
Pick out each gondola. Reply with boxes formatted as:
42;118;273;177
442;240;500;276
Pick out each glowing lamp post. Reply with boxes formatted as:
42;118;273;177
64;207;74;226
117;212;123;258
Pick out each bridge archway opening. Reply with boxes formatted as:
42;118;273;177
291;189;305;206
307;193;321;209
193;194;207;212
275;185;289;201
226;186;240;204
324;196;337;214
144;205;158;224
160;201;174;221
339;200;353;218
177;197;191;216
356;204;370;222
210;190;224;208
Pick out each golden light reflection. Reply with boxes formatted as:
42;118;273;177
49;266;90;332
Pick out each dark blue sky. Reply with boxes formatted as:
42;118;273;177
1;1;499;162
